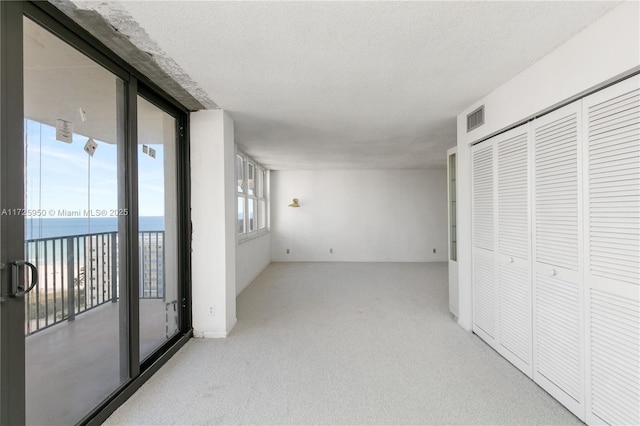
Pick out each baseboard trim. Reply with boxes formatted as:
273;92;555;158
194;318;238;338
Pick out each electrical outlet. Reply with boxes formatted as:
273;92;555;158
208;306;215;316
433;248;437;254
329;248;333;254
286;249;290;254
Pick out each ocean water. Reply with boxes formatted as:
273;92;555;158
26;217;164;240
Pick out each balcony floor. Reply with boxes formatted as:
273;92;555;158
25;298;171;426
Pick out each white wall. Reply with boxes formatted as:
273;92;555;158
191;109;237;338
236;233;271;296
455;1;640;330
271;169;448;262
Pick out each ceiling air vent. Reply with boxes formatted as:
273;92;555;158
467;106;485;132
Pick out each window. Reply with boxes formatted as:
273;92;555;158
236;150;269;239
247;161;257;232
448;152;457;261
236;154;244;192
247;162;255;195
258;168;267;230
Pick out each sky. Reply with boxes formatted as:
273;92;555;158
24;119;166;218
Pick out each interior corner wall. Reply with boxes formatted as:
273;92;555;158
236;233;271;296
454;0;640;331
270;169;448;262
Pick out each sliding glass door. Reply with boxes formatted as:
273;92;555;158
23;16;128;425
137;95;180;361
0;3;191;424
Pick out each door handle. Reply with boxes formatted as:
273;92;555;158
8;260;38;298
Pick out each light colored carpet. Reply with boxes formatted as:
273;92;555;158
105;262;582;425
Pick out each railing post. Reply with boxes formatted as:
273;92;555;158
66;237;75;321
111;232;118;302
161;231;166;301
139;232;145;299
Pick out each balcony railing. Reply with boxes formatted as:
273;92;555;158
25;230;165;336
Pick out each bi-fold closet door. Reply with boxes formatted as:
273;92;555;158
531;78;640;424
472;125;532;377
472;141;497;346
582;76;639;426
471;74;640;424
531;100;585;417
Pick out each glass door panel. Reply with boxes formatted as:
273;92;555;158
137;95;179;361
23;17;127;425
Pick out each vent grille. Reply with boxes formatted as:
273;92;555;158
468;106;485;132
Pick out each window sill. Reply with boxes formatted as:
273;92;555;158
237;229;270;245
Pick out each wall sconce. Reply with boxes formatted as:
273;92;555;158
288;198;300;207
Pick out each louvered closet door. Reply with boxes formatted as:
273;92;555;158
472;142;497;348
532;100;585;419
496;126;532;377
583;75;640;426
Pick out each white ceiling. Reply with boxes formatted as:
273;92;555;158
73;1;621;170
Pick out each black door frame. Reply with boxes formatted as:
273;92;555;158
0;3;26;424
0;2;192;424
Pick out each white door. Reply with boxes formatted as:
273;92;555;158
496;126;532;377
582;74;640;426
532;100;585;419
472;142;497;347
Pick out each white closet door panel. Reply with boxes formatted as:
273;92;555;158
535;274;583;411
583;74;640;426
473;251;496;344
587;80;640;286
534;108;580;272
472;141;498;347
496;126;532;375
590;291;639;426
473;144;495;251
498;131;530;260
532;101;585;420
499;262;532;375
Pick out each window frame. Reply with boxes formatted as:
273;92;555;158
236;148;269;242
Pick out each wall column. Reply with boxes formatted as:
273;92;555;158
455;118;473;331
190;110;237;337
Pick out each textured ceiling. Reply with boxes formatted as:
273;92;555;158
71;1;620;170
